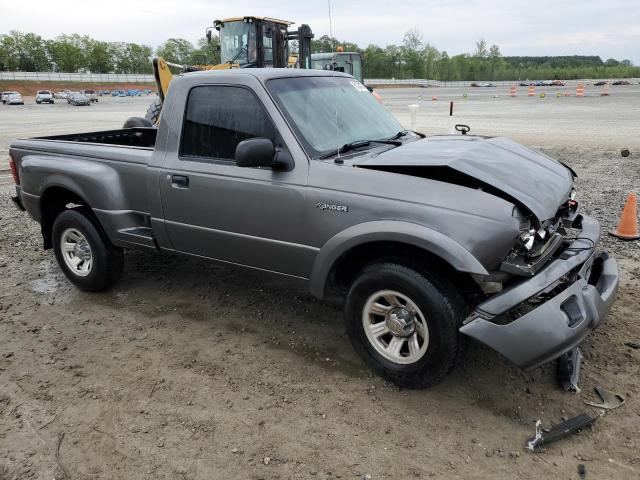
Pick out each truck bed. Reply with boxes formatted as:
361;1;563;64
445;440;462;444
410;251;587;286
36;127;157;149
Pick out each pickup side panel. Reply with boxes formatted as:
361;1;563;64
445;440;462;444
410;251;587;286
14;142;155;249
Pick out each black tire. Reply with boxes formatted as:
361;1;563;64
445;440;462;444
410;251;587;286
344;262;466;388
144;98;162;125
123;116;154;128
52;208;124;292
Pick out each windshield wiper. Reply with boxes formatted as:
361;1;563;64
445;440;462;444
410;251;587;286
319;138;402;159
388;130;410;140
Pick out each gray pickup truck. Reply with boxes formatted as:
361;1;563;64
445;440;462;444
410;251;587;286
9;69;618;388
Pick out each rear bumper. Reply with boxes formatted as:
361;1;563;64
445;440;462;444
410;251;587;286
460;215;618;370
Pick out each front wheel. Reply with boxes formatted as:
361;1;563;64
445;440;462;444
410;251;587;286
344;262;466;388
52;209;124;292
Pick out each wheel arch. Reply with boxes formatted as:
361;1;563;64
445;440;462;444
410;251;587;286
40;186;94;249
310;221;488;300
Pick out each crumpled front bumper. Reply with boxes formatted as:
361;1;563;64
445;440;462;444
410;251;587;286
460;214;619;370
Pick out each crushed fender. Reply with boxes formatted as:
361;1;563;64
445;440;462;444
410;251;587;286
525;413;597;451
584;386;625;410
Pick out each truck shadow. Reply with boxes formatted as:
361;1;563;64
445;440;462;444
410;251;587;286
87;248;569;423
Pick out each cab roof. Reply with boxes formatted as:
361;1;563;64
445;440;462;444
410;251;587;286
182;68;351;82
216;16;294;26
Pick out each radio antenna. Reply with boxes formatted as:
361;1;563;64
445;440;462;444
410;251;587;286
328;0;335;50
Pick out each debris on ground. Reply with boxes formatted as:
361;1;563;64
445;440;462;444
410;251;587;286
578;463;586;479
525;413;597;451
583;386;625;410
620;148;630;157
557;347;582;393
624;341;640;349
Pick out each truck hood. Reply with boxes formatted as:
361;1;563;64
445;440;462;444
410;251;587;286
353;135;573;221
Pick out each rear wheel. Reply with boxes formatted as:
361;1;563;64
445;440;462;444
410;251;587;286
52;209;124;292
344;262;466;388
123;117;154;128
145;98;162;125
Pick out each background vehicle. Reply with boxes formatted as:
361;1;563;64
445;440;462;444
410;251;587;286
35;90;54;104
54;91;69;99
81;89;98;102
612;80;630;85
594;80;607;86
126;89;140;96
142;15;314;125
311;48;364;84
471;82;496;87
6;93;24;105
9;69;618;389
1;91;20;104
69;92;91;106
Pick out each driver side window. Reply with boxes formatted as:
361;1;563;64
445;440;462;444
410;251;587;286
180;85;275;163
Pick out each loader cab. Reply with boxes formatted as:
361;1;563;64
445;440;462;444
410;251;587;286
213;16;296;69
311;50;364;83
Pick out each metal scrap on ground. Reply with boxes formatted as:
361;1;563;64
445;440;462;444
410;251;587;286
525;413;597;451
584;386;625;410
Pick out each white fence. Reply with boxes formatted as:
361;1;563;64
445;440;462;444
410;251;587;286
365;78;640;87
0;71;154;82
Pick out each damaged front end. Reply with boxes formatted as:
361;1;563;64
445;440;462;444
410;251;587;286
461;212;619;370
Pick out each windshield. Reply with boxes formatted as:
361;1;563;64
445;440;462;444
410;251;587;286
220;21;257;65
267;76;402;158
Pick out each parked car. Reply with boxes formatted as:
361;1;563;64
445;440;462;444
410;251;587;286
111;90;126;97
1;91;20;104
8;69;619;389
612;80;630;85
126;89;140;96
66;92;80;104
98;90;111;96
68;92;91;106
593;81;607;86
35;90;55;104
6;93;24;105
82;89;98;102
552;80;565;86
519;82;533;87
470;82;496;87
54;91;69;100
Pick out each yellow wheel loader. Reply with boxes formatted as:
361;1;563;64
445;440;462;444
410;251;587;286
127;16;314;127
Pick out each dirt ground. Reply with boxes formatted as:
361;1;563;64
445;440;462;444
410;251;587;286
0;87;639;480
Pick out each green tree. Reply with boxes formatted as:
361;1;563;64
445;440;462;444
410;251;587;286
48;34;85;72
156;38;194;65
474;38;488;58
84;39;112;73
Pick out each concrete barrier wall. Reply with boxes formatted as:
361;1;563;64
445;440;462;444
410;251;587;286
2;72;638;86
0;71;154;82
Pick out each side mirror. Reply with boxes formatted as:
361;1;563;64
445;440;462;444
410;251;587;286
235;138;276;168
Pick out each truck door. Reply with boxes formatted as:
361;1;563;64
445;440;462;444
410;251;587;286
158;83;315;279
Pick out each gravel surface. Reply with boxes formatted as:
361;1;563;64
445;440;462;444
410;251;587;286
0;88;639;479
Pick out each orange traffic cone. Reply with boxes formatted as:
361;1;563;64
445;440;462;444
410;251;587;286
576;84;585;97
601;83;610;96
527;85;535;96
509;85;517;97
609;193;640;240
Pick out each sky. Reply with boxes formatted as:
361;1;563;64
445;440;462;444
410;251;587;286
2;0;639;63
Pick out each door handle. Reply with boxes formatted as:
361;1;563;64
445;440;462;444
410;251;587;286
170;174;189;188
